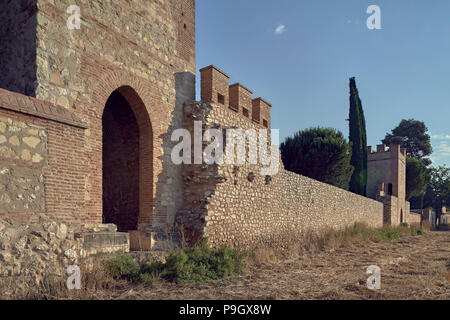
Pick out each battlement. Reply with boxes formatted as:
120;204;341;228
367;141;406;159
229;83;252;117
200;65;271;128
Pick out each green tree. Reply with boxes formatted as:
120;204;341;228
348;77;368;196
424;166;450;214
406;156;430;200
382;119;433;166
280;127;354;189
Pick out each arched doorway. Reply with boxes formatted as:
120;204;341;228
102;87;153;232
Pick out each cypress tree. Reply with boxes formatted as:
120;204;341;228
348;77;368;196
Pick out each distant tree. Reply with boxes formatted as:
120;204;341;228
348;77;368;196
412;165;450;211
424;166;450;213
382;119;433;166
280;127;354;189
406;156;430;200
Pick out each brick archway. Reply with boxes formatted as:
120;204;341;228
102;86;153;230
88;70;169;228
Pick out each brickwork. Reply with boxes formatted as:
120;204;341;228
229;83;252;117
252;98;271;128
200;66;230;106
0;90;86;229
0;0;196;230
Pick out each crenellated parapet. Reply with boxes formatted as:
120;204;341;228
367;141;406;159
199;65;271;129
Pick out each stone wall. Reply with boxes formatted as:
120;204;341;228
0;89;87;228
0;219;82;277
0;218;129;297
177;102;384;248
0;114;47;215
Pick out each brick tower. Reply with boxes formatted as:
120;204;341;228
0;0;196;236
367;138;409;225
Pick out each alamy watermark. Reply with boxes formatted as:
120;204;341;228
66;265;81;290
66;5;81;30
171;122;280;176
366;265;381;290
367;5;381;30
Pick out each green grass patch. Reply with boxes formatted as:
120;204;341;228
373;226;402;241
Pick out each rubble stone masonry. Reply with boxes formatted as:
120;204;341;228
177;102;384;248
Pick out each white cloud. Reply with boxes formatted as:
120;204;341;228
430;133;450;166
274;25;287;35
431;134;450;140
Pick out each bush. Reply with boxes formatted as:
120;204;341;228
410;226;426;236
103;245;246;285
105;255;140;282
141;261;165;275
140;273;157;284
161;245;246;283
400;222;409;228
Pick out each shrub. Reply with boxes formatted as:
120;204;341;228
140;273;157;284
161;245;246;284
103;245;246;285
410;226;426;236
105;255;140;282
400;222;409;228
141;261;165;275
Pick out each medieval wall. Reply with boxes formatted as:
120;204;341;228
179;101;384;248
0;88;87;229
0;0;196;230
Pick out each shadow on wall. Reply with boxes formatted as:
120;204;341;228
0;0;38;96
151;72;196;239
102;90;140;232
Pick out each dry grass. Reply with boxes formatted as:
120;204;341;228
1;223;448;300
421;220;432;231
0;255;126;300
249;223;420;266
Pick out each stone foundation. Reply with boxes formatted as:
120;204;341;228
0;218;129;287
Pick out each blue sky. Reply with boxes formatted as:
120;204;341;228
195;0;450;167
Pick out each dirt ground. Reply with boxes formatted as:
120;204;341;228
104;231;449;300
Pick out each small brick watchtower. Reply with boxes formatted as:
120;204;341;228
367;137;419;225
